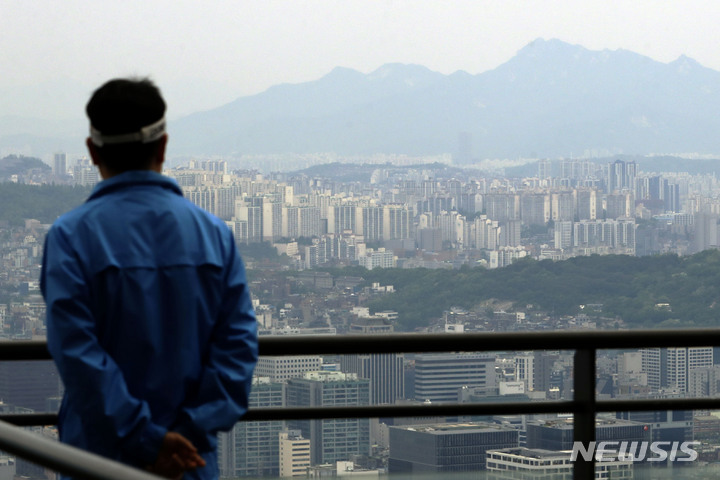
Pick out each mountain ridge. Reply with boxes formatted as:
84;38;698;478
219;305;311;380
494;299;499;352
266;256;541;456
168;38;720;158
5;39;720;160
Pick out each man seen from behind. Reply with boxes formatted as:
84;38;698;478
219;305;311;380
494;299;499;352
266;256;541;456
40;78;258;479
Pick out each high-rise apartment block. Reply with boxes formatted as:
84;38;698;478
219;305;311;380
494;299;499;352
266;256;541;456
607;160;637;193
72;158;99;186
520;194;551;226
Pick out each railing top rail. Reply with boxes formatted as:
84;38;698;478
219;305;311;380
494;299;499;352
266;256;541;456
256;328;720;356
5;328;720;360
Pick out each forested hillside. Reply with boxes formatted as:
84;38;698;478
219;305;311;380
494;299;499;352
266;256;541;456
353;251;720;330
0;183;92;225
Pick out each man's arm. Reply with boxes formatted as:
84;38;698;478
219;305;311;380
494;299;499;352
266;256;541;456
41;226;167;466
172;230;259;450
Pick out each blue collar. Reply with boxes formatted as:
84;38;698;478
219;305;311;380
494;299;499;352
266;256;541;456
87;170;183;202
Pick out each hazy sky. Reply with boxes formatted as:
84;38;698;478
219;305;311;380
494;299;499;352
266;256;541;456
3;0;720;119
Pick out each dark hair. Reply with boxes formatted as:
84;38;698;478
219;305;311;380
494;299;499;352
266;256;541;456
86;78;166;172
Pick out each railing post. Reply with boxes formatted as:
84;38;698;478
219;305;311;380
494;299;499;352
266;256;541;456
574;348;596;480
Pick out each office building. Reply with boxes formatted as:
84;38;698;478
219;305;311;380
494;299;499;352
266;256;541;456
0;361;59;412
286;372;370;466
526;418;650;451
642;347;713;392
514;351;557;393
218;377;285;478
279;430;311;477
616;410;692;447
255;356;323;383
388;422;518;473
340;353;405;405
414;353;496;403
486;447;633;480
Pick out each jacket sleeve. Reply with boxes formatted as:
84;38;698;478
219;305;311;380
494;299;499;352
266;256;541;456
41;226;167;465
173;230;259;450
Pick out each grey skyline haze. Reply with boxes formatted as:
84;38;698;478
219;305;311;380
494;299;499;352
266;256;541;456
2;0;720;121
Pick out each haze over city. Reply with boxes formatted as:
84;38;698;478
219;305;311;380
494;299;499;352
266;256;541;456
4;0;720;120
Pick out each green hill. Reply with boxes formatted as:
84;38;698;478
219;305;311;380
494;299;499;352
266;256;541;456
0;155;50;178
0;183;92;225
359;251;720;331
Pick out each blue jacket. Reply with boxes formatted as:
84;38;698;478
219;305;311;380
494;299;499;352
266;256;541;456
41;171;258;479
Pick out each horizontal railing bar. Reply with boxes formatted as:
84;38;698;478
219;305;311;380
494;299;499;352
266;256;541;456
0;414;58;426
244;397;720;421
14;396;720;426
12;397;720;427
3;329;720;361
0;419;162;480
258;329;720;355
0;341;52;360
596;398;720;412
243;401;579;421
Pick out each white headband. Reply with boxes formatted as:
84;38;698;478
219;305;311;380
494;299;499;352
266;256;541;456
89;117;166;147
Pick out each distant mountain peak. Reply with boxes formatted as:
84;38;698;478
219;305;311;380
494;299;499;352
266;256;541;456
365;63;443;90
516;38;584;58
368;63;434;79
671;54;702;74
320;66;364;82
328;66;360;75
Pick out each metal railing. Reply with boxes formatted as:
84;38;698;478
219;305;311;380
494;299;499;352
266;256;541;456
3;328;720;479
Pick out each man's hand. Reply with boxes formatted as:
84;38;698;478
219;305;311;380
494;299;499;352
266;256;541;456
147;432;206;479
